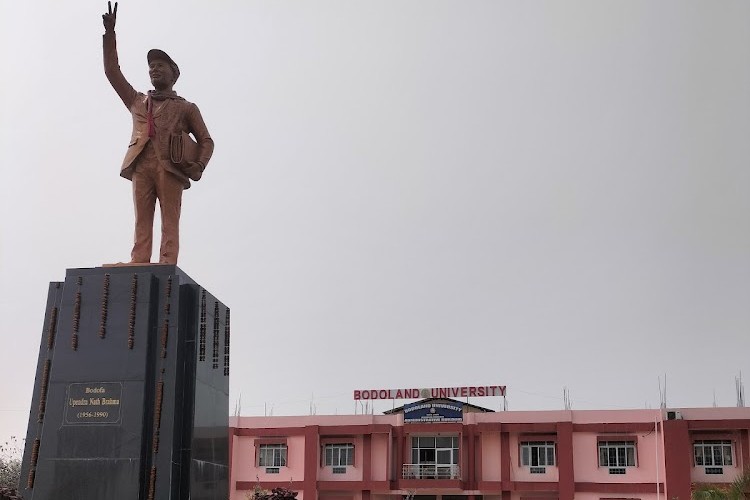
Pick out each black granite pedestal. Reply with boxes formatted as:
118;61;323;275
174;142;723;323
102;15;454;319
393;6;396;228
19;265;229;500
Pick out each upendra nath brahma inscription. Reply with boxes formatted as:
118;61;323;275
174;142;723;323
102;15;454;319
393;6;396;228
65;382;123;425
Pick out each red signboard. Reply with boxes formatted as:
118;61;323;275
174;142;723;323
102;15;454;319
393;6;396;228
353;385;506;400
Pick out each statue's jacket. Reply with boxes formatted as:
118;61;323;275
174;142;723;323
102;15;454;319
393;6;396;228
103;31;214;189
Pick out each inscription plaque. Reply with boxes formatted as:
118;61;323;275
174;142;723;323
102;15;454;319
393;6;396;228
64;382;123;425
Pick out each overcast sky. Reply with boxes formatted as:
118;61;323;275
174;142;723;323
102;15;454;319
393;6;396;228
1;1;748;444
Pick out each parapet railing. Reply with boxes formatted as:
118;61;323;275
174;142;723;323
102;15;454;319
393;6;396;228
402;464;460;480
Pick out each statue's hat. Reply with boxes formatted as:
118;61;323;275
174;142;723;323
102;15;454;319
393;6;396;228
147;49;180;82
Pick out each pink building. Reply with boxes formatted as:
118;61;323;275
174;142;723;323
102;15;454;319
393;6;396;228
229;398;750;500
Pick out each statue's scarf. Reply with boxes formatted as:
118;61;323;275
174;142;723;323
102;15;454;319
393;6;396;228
146;90;185;138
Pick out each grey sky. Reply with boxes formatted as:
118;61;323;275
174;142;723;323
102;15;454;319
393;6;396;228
1;1;748;443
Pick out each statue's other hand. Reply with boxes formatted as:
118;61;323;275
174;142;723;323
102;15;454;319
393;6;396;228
185;162;204;182
102;1;118;32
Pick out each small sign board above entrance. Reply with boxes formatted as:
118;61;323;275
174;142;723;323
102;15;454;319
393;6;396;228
404;401;463;423
353;385;506;400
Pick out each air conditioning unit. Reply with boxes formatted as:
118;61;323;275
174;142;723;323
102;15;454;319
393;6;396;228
666;410;682;420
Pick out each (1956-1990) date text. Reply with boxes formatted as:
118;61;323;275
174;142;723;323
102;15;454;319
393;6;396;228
77;411;109;419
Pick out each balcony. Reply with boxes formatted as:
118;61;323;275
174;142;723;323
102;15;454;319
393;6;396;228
402;464;460;480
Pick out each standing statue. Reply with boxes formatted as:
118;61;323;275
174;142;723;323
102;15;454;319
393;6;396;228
102;2;214;265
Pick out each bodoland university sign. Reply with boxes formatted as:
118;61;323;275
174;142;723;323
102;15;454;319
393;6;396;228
353;385;506;400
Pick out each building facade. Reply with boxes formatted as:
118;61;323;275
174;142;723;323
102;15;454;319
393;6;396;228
229;399;750;500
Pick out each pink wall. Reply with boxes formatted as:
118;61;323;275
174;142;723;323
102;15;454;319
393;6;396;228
231;435;306;484
370;433;390;482
690;431;744;484
692;464;744;484
572;431;665;484
507;433;559;483
481;432;502;480
318;436;363;481
571;409;662;424
474;410;569;424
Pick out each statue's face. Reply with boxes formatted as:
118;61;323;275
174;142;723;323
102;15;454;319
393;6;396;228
149;59;175;90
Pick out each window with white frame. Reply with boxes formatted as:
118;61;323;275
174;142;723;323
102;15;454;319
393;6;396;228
694;440;733;467
258;443;287;467
520;441;555;467
324;443;354;466
598;441;636;468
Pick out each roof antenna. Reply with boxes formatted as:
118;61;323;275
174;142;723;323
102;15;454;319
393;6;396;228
309;393;317;415
736;372;745;407
234;393;242;417
563;387;572;410
658;375;667;409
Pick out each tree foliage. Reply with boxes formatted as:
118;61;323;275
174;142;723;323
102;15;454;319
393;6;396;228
0;436;21;496
248;485;299;500
693;468;750;500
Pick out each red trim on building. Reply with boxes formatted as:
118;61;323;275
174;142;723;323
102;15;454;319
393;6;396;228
575;482;664;493
236;427;306;437
596;435;638;443
598;498;642;500
513;481;559;491
403;423;463;433
477;422;503;432
320;424;393;436
500;431;510;493
255;437;289;445
556;421;574;500
468;424;477;489
519;433;557;442
572;423;654;433
317;481;378;491
476;429;483;487
304;426;319;500
317;480;390;491
363;434;371;483
477;480;502;490
663;419;690;500
229;432;235;490
687;419;750;430
236;480;305;491
741;429;750;468
689;431;738;442
393;426;404;488
397;479;463;489
503;423;557;433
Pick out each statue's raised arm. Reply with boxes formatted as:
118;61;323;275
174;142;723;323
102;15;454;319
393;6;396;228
102;1;137;109
102;1;117;33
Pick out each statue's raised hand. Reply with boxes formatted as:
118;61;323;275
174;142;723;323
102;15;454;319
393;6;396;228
102;1;118;32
